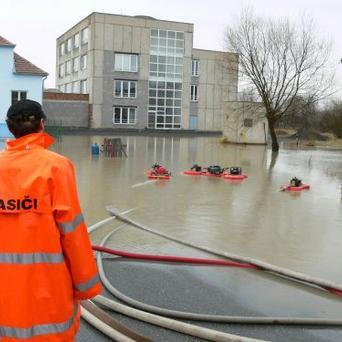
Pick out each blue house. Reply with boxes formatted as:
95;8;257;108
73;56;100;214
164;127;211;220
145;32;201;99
0;35;48;137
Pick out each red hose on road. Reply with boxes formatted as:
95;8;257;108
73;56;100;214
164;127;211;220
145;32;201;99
92;245;258;269
93;245;342;299
326;287;342;297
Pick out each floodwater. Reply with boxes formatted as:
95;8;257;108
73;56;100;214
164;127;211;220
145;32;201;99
51;134;342;284
5;134;342;340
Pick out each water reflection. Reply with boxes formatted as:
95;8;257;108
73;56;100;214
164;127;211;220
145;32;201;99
268;151;279;171
45;135;342;283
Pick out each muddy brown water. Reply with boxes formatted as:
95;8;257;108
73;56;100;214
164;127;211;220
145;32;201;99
46;134;342;287
4;133;342;333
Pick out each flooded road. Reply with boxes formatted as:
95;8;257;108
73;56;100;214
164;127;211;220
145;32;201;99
3;133;342;340
52;134;342;285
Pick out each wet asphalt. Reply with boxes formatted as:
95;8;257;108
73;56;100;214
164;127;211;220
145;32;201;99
77;257;342;342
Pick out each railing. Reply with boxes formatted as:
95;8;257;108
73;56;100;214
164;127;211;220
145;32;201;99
102;138;127;157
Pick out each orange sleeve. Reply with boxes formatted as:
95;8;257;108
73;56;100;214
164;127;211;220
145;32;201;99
52;157;102;300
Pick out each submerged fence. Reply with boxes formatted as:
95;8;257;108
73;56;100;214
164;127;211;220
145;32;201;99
102;138;127;157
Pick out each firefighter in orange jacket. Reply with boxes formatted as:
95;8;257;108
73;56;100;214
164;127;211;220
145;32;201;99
0;100;102;341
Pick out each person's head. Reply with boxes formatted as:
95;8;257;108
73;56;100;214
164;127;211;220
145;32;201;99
6;99;46;138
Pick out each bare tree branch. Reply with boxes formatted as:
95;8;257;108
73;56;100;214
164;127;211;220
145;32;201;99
224;8;336;151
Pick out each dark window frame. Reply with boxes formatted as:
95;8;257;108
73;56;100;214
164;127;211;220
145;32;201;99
11;90;27;105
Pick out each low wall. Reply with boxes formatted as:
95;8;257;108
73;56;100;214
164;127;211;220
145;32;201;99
42;92;90;128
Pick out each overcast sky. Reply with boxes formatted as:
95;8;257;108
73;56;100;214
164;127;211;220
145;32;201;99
1;0;341;89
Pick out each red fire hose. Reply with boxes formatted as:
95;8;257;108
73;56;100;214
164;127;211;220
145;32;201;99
92;245;342;299
92;245;258;269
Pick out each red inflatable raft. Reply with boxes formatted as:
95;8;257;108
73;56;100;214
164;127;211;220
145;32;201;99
201;171;224;177
146;170;171;180
183;170;203;176
223;173;248;180
281;184;310;191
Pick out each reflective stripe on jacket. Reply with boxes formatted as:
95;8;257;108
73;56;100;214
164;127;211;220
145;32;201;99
0;132;102;341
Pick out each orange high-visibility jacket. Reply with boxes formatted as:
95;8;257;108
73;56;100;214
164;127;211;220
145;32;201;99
0;132;102;341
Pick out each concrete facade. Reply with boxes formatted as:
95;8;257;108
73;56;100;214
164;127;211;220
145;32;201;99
101;51;148;129
222;101;268;144
43;92;89;127
191;49;238;131
0;37;47;137
56;12;238;132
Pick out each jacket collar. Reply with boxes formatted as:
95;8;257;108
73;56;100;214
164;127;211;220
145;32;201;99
6;132;54;151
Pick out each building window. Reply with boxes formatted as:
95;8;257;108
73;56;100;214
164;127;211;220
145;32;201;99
191;85;198;101
72;57;79;73
65;60;71;75
114;54;138;72
58;64;65;78
65;83;72;93
244;118;253;127
192;59;200;77
66;38;72;53
80;54;87;70
81;27;88;44
149;29;184;81
73;33;79;49
150;29;184;59
11;91;27;105
148;80;182;129
113;107;136;124
114;80;137;98
80;79;87;94
72;81;79;93
59;43;65;56
148;55;183;81
148;29;184;129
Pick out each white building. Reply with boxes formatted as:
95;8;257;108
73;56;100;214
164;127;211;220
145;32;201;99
56;12;238;132
0;35;48;137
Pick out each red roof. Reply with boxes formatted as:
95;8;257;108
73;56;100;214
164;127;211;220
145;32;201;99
14;53;48;76
0;35;15;46
0;35;48;76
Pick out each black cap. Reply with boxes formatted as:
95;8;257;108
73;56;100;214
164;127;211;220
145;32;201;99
7;99;46;120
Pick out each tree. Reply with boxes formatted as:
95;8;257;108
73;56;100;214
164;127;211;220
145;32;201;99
317;100;342;138
225;8;335;151
280;95;317;129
